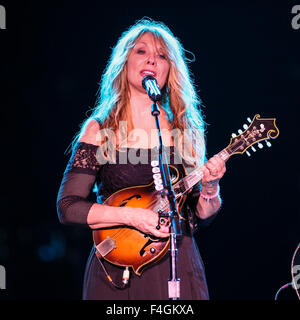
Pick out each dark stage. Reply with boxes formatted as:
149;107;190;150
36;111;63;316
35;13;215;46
0;0;299;302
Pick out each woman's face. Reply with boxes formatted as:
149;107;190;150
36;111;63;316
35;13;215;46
126;32;170;97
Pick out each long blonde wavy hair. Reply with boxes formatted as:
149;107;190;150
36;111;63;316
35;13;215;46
70;18;207;167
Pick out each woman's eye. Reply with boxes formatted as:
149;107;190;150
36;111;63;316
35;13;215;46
137;49;145;54
159;54;167;59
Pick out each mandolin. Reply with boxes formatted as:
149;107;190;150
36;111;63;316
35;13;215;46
93;114;279;275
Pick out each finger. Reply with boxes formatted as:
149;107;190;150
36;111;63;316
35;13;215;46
202;168;218;185
205;158;216;169
155;215;170;232
213;157;226;176
205;162;219;177
151;225;170;238
206;156;226;177
210;156;224;171
148;211;170;237
214;155;226;170
202;166;211;180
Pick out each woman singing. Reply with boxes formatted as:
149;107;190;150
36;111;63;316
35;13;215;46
56;18;226;300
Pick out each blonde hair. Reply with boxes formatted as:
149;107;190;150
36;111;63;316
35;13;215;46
69;18;207;167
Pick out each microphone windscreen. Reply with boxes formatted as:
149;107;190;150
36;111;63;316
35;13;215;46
142;75;156;89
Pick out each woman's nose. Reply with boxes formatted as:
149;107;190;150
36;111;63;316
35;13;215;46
147;54;156;65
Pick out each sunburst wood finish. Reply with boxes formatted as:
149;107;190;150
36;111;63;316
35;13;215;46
93;166;184;276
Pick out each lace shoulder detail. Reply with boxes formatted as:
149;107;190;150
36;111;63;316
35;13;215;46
65;142;101;175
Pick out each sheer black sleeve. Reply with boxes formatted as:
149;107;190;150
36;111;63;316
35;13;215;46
56;142;101;227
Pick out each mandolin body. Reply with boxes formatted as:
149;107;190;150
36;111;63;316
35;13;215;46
92;184;172;276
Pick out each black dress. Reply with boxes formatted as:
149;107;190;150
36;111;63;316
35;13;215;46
57;141;217;300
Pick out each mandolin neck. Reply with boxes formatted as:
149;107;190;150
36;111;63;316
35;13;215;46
153;114;279;212
172;148;230;199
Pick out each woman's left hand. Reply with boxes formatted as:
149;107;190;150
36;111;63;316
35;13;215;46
202;155;226;187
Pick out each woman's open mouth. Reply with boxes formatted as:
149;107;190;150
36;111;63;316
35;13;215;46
140;69;157;77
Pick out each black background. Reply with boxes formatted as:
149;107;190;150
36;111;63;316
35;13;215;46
0;0;299;301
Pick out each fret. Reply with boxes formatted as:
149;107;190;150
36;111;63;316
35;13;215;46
157;147;230;210
153;199;169;212
172;166;204;198
217;149;230;161
155;149;233;213
151;115;279;216
171;148;229;198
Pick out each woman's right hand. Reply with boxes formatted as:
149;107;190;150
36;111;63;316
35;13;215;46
124;207;170;238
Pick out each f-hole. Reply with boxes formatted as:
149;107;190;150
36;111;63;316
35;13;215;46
119;194;141;207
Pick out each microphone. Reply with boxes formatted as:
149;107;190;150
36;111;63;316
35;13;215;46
142;75;162;102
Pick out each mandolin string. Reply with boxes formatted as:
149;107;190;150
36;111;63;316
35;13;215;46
108;200;170;241
111;227;144;242
230;129;253;154
105;199;167;241
105;227;139;244
111;224;141;238
129;137;247;214
106;222;131;239
107;132;255;240
149;130;255;212
105;218;146;240
107;229;125;239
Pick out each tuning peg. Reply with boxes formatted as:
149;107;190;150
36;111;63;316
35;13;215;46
246;151;251;157
258;142;263;149
247;117;252;123
231;133;237;138
243;124;248;130
251;146;256;152
265;140;272;147
238;129;243;134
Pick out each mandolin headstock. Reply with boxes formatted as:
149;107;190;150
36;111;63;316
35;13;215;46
225;114;279;157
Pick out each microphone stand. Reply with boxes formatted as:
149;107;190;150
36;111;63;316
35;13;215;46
151;101;182;300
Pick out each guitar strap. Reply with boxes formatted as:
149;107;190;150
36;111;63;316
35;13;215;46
181;160;201;235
